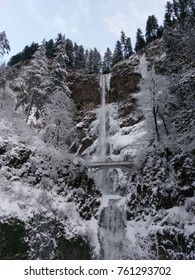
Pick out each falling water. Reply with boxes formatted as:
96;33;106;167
97;74;127;259
99;74;111;161
139;53;148;79
98;197;126;259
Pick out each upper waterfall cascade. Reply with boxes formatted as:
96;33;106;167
139;53;148;79
99;74;111;161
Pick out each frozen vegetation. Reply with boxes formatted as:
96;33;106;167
0;86;101;259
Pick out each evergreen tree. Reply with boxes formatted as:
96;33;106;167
73;42;79;67
86;49;94;73
164;0;195;26
55;33;63;46
42;34;74;148
145;15;159;44
120;30;126;57
164;1;174;26
8;42;38;66
0;63;6;98
124;37;133;58
112;40;123;66
22;42;39;60
22;42;48;123
8;52;23;66
45;39;55;58
74;45;85;69
134;28;146;52
0;31;10;57
92;48;101;73
65;38;74;68
157;25;164;38
178;0;188;19
85;48;101;73
173;0;180;20
119;30;133;59
102;47;113;74
84;49;89;69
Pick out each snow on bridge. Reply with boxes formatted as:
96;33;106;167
85;161;133;171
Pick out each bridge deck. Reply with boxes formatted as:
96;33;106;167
86;161;133;170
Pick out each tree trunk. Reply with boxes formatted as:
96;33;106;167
26;92;34;123
153;106;160;141
158;111;169;136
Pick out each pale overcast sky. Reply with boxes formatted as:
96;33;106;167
1;0;168;62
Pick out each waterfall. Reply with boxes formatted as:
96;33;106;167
99;74;111;160
98;197;126;259
139;53;148;79
98;74;110;194
96;74;127;259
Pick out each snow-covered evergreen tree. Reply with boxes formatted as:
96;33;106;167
86;48;101;73
86;49;94;73
145;15;160;44
0;31;10;57
42;34;75;149
65;38;74;68
45;39;55;58
0;63;6;98
102;47;113;74
134;28;146;52
84;49;89;69
21;41;48;122
120;30;126;57
112;40;123;65
74;45;85;69
92;48;101;73
119;31;133;59
124;37;133;58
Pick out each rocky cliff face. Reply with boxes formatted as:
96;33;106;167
110;55;141;102
75;54;144;158
68;71;100;110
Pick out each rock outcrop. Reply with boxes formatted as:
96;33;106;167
110;55;141;102
68;71;100;110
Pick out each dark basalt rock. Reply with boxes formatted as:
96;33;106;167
0;142;7;155
56;236;91;260
110;68;141;102
7;147;31;168
67;71;100;109
0;219;29;260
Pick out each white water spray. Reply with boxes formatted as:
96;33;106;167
98;197;126;259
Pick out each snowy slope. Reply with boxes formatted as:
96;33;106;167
0;87;101;259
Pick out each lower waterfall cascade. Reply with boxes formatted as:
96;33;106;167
98;197;127;259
